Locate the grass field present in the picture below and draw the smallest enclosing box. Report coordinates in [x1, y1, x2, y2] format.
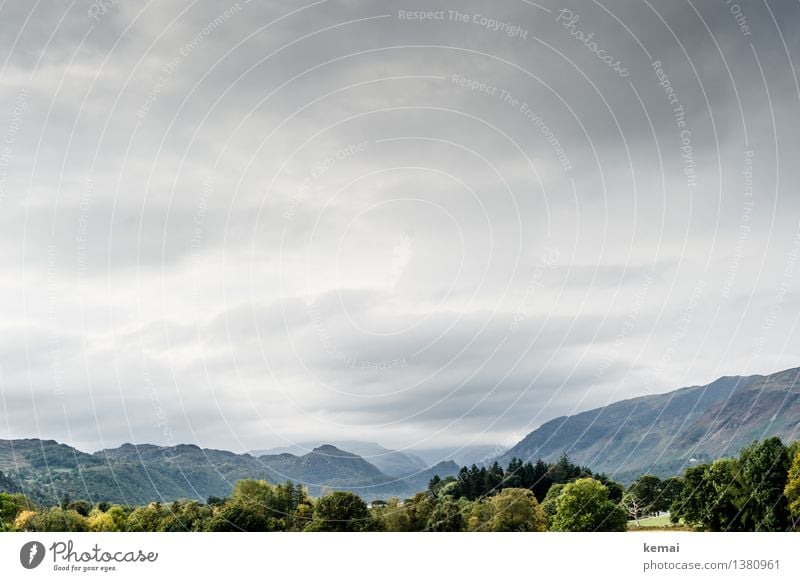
[627, 514, 690, 531]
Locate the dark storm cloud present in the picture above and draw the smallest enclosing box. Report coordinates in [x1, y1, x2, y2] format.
[1, 0, 799, 453]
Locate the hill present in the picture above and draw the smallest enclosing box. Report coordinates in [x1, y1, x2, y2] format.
[252, 441, 427, 477]
[0, 440, 458, 505]
[500, 367, 800, 480]
[255, 445, 459, 498]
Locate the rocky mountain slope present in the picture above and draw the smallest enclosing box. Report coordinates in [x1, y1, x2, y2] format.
[500, 367, 800, 480]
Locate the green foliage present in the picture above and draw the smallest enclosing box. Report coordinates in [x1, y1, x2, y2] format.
[21, 507, 89, 532]
[425, 496, 464, 532]
[66, 500, 92, 517]
[485, 488, 547, 532]
[627, 475, 662, 514]
[87, 508, 120, 532]
[659, 477, 683, 512]
[160, 501, 212, 532]
[541, 483, 565, 519]
[126, 503, 168, 532]
[373, 498, 414, 531]
[672, 437, 793, 531]
[466, 499, 495, 531]
[443, 455, 596, 503]
[207, 480, 311, 531]
[623, 474, 665, 520]
[0, 470, 20, 494]
[0, 492, 30, 531]
[785, 446, 800, 527]
[738, 437, 790, 531]
[550, 478, 628, 532]
[306, 491, 370, 532]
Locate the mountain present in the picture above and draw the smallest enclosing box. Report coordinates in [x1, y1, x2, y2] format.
[256, 445, 389, 488]
[500, 367, 800, 480]
[0, 439, 275, 505]
[251, 441, 428, 477]
[0, 438, 103, 472]
[411, 445, 508, 468]
[255, 445, 459, 498]
[0, 440, 458, 505]
[403, 460, 461, 491]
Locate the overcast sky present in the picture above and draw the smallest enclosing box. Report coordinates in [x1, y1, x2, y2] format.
[1, 0, 799, 456]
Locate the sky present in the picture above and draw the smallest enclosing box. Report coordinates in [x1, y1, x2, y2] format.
[0, 0, 799, 456]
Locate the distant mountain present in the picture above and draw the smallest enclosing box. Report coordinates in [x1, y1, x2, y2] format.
[411, 445, 507, 468]
[0, 440, 458, 505]
[256, 445, 389, 488]
[500, 367, 800, 480]
[255, 445, 459, 498]
[252, 441, 427, 477]
[403, 460, 461, 492]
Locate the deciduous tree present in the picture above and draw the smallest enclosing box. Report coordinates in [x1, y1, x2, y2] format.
[550, 478, 627, 532]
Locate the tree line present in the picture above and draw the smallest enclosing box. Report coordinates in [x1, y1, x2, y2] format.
[2, 436, 799, 532]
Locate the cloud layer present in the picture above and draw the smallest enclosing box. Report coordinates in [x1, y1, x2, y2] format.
[1, 0, 799, 456]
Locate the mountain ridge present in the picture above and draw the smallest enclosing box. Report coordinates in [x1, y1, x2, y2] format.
[500, 366, 800, 479]
[0, 440, 458, 504]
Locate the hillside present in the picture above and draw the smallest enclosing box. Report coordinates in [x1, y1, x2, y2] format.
[0, 440, 458, 505]
[500, 367, 800, 480]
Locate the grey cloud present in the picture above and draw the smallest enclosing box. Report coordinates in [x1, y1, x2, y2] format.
[1, 0, 799, 453]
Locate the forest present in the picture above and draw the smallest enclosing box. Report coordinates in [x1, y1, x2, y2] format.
[2, 436, 799, 532]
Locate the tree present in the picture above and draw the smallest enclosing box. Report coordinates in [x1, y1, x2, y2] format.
[376, 498, 413, 531]
[425, 496, 464, 532]
[659, 477, 683, 514]
[595, 473, 624, 503]
[671, 458, 745, 531]
[739, 437, 791, 531]
[126, 503, 166, 532]
[528, 459, 554, 501]
[550, 478, 627, 532]
[14, 510, 36, 531]
[785, 446, 800, 528]
[487, 488, 546, 532]
[670, 464, 709, 527]
[0, 492, 30, 531]
[466, 500, 495, 531]
[87, 508, 119, 532]
[206, 502, 272, 532]
[66, 500, 92, 517]
[701, 458, 743, 531]
[405, 492, 436, 531]
[159, 501, 211, 532]
[484, 462, 504, 494]
[541, 482, 565, 520]
[503, 458, 524, 488]
[621, 491, 645, 525]
[25, 507, 88, 532]
[306, 491, 369, 532]
[548, 454, 588, 484]
[209, 479, 311, 531]
[626, 475, 663, 517]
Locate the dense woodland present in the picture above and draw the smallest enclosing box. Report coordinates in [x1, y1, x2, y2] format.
[2, 436, 799, 532]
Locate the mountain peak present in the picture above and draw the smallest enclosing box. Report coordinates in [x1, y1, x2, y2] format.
[311, 444, 354, 456]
